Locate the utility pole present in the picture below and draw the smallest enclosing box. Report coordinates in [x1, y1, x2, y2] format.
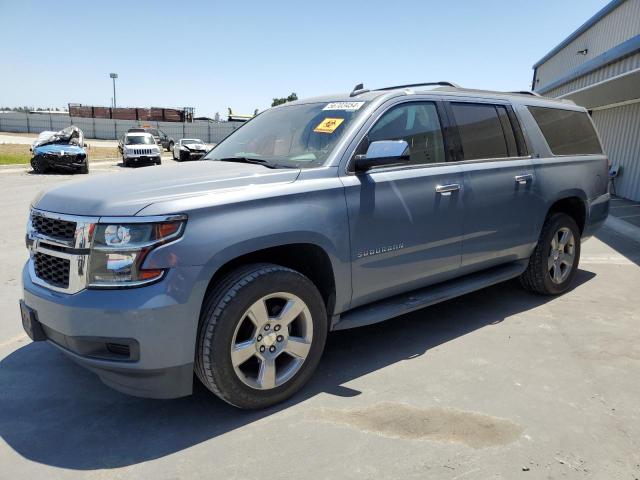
[109, 73, 118, 108]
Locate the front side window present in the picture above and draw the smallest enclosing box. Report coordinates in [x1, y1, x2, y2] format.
[205, 102, 368, 169]
[365, 102, 445, 165]
[450, 103, 510, 161]
[528, 106, 603, 155]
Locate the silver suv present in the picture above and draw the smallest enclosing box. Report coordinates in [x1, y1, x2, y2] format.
[121, 132, 162, 167]
[21, 82, 610, 408]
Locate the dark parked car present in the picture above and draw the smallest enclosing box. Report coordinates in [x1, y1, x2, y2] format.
[30, 126, 89, 174]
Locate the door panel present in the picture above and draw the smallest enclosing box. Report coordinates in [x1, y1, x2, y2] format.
[460, 159, 540, 269]
[445, 101, 541, 270]
[343, 165, 464, 308]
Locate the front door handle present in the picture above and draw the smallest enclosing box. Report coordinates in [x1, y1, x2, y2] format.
[435, 184, 461, 195]
[515, 174, 533, 185]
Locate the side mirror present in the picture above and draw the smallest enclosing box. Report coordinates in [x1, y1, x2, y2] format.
[353, 140, 410, 172]
[83, 142, 88, 148]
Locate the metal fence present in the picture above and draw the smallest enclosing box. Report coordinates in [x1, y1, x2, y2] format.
[0, 112, 241, 144]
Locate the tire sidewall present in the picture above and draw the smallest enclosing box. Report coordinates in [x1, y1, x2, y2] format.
[540, 213, 581, 294]
[200, 268, 327, 409]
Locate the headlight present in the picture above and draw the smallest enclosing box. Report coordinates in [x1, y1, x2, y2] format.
[88, 217, 186, 288]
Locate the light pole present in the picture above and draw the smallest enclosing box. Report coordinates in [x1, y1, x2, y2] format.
[109, 73, 118, 108]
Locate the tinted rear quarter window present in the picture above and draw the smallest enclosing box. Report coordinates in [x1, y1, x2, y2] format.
[450, 103, 509, 161]
[528, 106, 602, 155]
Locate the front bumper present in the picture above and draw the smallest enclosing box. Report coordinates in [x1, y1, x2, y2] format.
[21, 263, 204, 399]
[34, 154, 87, 170]
[179, 150, 206, 161]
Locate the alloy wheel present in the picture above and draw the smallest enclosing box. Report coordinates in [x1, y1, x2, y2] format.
[230, 292, 313, 390]
[548, 227, 575, 284]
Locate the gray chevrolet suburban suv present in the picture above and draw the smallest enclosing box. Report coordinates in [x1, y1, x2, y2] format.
[20, 82, 610, 409]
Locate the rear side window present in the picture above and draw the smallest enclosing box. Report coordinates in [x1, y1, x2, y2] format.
[450, 103, 509, 160]
[528, 106, 602, 155]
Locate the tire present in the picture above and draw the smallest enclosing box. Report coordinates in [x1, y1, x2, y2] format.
[155, 158, 161, 165]
[172, 149, 177, 160]
[31, 156, 47, 174]
[122, 155, 130, 168]
[167, 141, 174, 152]
[195, 263, 328, 409]
[520, 213, 581, 295]
[79, 160, 89, 174]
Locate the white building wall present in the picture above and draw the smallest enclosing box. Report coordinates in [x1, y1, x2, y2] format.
[591, 101, 640, 201]
[535, 0, 640, 89]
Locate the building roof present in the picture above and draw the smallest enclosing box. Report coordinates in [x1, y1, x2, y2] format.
[533, 0, 626, 68]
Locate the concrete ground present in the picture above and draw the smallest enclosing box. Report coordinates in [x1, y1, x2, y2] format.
[0, 165, 639, 479]
[610, 195, 640, 229]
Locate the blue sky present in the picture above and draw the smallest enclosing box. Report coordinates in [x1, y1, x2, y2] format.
[0, 0, 609, 117]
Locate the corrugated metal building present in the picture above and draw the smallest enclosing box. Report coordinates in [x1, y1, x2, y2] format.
[532, 0, 640, 201]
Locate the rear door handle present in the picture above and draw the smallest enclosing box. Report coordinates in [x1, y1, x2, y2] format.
[515, 174, 533, 185]
[435, 184, 461, 195]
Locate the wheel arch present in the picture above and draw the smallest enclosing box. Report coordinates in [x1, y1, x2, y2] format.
[201, 241, 339, 319]
[546, 193, 587, 234]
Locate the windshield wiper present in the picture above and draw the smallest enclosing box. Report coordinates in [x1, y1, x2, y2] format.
[215, 157, 278, 169]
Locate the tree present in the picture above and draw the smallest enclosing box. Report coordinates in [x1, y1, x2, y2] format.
[271, 92, 298, 107]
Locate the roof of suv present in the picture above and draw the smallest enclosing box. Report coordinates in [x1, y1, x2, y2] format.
[286, 83, 579, 110]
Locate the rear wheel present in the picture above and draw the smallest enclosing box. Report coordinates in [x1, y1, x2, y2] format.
[195, 263, 327, 409]
[520, 213, 581, 295]
[167, 141, 174, 152]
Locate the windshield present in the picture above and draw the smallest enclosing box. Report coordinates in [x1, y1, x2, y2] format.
[182, 139, 202, 144]
[125, 135, 154, 145]
[204, 101, 368, 168]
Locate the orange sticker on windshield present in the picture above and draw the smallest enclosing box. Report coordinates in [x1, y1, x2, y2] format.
[314, 118, 344, 134]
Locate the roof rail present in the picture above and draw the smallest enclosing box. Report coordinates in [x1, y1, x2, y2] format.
[376, 81, 461, 91]
[509, 90, 542, 97]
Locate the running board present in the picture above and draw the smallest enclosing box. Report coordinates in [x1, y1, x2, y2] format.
[332, 260, 528, 331]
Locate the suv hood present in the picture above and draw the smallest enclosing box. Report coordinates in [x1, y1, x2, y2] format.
[33, 161, 301, 216]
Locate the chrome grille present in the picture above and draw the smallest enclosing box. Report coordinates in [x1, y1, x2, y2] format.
[31, 213, 76, 240]
[33, 252, 70, 288]
[133, 148, 153, 155]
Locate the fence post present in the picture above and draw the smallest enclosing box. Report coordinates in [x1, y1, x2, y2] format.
[114, 120, 117, 140]
[25, 112, 30, 133]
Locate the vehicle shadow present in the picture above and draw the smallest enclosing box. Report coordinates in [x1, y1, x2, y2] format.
[0, 270, 595, 470]
[595, 226, 640, 267]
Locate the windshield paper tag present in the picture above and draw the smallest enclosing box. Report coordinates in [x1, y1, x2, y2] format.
[314, 118, 345, 134]
[323, 102, 364, 111]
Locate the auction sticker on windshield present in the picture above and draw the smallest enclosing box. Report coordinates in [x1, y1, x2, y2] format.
[323, 102, 364, 111]
[314, 118, 345, 134]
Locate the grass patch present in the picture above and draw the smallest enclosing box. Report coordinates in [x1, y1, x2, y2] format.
[0, 143, 120, 165]
[0, 144, 30, 165]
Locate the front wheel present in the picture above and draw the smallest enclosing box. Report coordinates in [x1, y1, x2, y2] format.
[31, 156, 47, 174]
[167, 142, 174, 152]
[195, 264, 327, 409]
[520, 213, 581, 295]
